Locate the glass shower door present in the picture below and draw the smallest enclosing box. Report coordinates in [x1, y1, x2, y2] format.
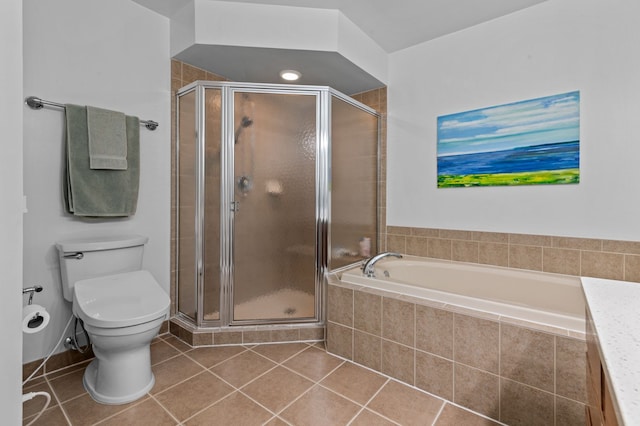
[231, 90, 318, 323]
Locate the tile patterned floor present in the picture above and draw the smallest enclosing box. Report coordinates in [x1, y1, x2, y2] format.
[23, 336, 502, 425]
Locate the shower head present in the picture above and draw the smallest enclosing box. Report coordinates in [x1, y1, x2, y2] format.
[234, 116, 253, 144]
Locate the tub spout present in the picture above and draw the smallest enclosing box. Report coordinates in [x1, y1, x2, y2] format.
[362, 252, 403, 278]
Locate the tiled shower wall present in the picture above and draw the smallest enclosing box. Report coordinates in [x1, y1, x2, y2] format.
[350, 89, 387, 253]
[171, 60, 229, 317]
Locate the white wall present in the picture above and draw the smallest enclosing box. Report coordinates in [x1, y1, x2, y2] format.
[387, 0, 640, 241]
[22, 0, 170, 363]
[175, 0, 388, 84]
[0, 0, 24, 420]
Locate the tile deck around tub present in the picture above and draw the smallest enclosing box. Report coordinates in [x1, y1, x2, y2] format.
[23, 336, 502, 425]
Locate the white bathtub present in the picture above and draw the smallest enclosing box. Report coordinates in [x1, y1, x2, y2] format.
[340, 256, 585, 334]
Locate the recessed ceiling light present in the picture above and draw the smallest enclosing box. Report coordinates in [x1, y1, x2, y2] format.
[279, 70, 301, 81]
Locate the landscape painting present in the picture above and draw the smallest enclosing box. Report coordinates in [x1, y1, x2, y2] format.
[437, 91, 580, 188]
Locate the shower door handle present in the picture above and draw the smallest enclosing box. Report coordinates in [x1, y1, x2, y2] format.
[230, 201, 240, 212]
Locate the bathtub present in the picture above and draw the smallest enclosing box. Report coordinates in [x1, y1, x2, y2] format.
[340, 256, 585, 334]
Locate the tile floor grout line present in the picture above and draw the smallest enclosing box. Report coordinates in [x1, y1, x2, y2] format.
[181, 344, 251, 370]
[271, 358, 348, 419]
[89, 396, 158, 426]
[430, 401, 447, 426]
[39, 359, 94, 384]
[178, 389, 250, 425]
[248, 342, 312, 366]
[352, 378, 403, 426]
[43, 373, 74, 426]
[147, 392, 185, 426]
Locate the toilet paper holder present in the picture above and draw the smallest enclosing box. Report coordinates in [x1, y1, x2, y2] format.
[23, 285, 43, 305]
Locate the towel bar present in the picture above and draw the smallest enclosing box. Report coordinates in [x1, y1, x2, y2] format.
[25, 96, 159, 131]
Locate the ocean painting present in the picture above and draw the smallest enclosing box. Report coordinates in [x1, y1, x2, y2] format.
[437, 91, 580, 188]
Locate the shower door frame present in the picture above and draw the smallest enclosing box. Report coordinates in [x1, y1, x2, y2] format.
[176, 81, 379, 329]
[177, 81, 329, 328]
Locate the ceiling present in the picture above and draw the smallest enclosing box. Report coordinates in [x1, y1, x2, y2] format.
[134, 0, 547, 93]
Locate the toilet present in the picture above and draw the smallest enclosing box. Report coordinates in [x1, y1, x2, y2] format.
[56, 235, 169, 405]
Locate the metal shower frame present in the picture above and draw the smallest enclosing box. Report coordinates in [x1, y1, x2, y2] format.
[175, 80, 380, 329]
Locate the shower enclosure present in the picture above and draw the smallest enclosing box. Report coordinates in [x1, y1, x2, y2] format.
[176, 81, 379, 328]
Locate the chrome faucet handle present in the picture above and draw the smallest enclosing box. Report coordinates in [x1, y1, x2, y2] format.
[362, 252, 403, 278]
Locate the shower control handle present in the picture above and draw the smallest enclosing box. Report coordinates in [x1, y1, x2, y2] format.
[230, 201, 240, 212]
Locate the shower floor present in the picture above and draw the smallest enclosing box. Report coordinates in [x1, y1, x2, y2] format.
[206, 288, 316, 321]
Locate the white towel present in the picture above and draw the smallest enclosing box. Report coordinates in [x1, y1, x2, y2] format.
[86, 106, 128, 170]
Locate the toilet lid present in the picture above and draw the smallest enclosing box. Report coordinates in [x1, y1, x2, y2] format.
[73, 270, 169, 328]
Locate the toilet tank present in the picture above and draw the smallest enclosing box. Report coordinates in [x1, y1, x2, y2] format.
[56, 235, 148, 302]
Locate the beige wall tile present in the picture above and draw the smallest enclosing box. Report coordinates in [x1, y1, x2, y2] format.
[271, 329, 300, 343]
[182, 63, 207, 83]
[416, 305, 453, 359]
[473, 231, 509, 243]
[440, 229, 474, 240]
[454, 314, 499, 374]
[509, 233, 553, 246]
[553, 236, 602, 251]
[542, 247, 580, 276]
[452, 240, 479, 263]
[386, 226, 411, 235]
[354, 331, 381, 372]
[555, 396, 586, 426]
[381, 340, 414, 384]
[556, 336, 587, 403]
[500, 324, 554, 392]
[327, 285, 353, 327]
[580, 251, 624, 280]
[382, 297, 415, 346]
[192, 332, 213, 346]
[299, 327, 325, 341]
[478, 242, 509, 267]
[415, 351, 453, 400]
[624, 254, 640, 282]
[603, 239, 640, 254]
[428, 238, 452, 260]
[411, 227, 440, 237]
[385, 234, 406, 254]
[453, 364, 499, 420]
[509, 245, 542, 271]
[500, 379, 554, 426]
[242, 330, 271, 344]
[406, 236, 429, 257]
[354, 291, 382, 336]
[214, 331, 242, 345]
[326, 322, 353, 360]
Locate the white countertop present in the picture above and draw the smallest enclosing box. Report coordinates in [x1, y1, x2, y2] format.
[582, 277, 640, 425]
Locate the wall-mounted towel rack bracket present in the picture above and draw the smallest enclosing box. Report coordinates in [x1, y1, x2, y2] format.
[25, 96, 159, 131]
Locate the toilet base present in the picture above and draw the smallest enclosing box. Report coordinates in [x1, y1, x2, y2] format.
[83, 358, 155, 405]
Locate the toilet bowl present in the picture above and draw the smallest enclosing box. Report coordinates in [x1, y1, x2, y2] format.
[73, 270, 169, 404]
[56, 235, 169, 405]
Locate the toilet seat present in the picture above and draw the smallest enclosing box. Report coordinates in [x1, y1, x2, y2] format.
[73, 270, 169, 328]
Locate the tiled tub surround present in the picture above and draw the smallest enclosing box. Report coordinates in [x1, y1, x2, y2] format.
[326, 269, 588, 425]
[385, 226, 640, 283]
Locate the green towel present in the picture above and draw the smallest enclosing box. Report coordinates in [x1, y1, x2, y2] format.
[86, 106, 128, 170]
[65, 104, 140, 217]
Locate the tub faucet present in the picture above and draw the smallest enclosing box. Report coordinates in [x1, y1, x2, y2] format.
[361, 252, 403, 278]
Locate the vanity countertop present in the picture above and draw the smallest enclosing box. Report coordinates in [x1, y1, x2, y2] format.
[582, 276, 640, 425]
